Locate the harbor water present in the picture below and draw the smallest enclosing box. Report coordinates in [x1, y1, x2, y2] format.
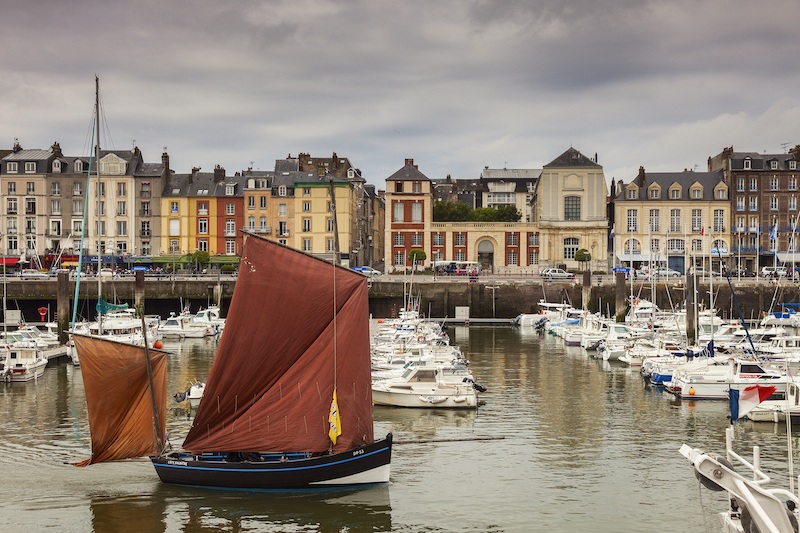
[1, 327, 797, 532]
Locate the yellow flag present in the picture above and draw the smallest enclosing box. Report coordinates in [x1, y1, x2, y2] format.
[328, 389, 342, 445]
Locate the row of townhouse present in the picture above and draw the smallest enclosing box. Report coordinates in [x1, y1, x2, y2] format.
[383, 148, 610, 274]
[0, 142, 384, 271]
[612, 145, 800, 274]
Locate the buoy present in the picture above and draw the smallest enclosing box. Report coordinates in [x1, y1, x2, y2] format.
[38, 307, 48, 322]
[153, 340, 163, 349]
[689, 388, 695, 396]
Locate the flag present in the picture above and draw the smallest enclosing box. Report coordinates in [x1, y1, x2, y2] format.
[729, 384, 777, 420]
[700, 227, 705, 235]
[328, 389, 342, 445]
[770, 224, 778, 241]
[699, 340, 714, 358]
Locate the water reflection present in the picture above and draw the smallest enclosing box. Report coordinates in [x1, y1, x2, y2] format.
[90, 484, 392, 532]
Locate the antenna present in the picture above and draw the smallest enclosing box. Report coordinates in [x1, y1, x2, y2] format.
[782, 142, 792, 153]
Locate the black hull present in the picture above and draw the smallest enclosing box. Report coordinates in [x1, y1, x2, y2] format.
[151, 434, 392, 490]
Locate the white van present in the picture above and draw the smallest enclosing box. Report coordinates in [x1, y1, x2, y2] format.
[761, 266, 787, 278]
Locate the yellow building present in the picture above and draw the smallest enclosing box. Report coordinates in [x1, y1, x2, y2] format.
[612, 168, 730, 272]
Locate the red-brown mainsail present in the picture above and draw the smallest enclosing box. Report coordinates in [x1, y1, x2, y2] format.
[181, 235, 374, 454]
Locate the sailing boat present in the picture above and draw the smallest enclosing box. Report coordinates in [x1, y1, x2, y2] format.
[78, 233, 392, 488]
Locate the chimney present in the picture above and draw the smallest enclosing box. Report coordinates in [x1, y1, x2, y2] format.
[317, 164, 326, 178]
[594, 152, 598, 163]
[214, 164, 225, 182]
[12, 139, 22, 153]
[405, 158, 417, 169]
[636, 166, 645, 187]
[161, 151, 170, 173]
[610, 179, 616, 197]
[51, 141, 63, 157]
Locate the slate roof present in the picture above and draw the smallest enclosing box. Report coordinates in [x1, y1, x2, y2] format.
[544, 147, 601, 168]
[616, 170, 726, 202]
[386, 161, 430, 181]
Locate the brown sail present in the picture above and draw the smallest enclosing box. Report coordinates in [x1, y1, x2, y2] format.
[182, 235, 374, 454]
[74, 335, 168, 466]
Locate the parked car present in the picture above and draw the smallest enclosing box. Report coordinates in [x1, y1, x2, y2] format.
[351, 266, 381, 277]
[761, 266, 787, 278]
[688, 267, 718, 277]
[541, 268, 575, 281]
[727, 267, 754, 277]
[19, 269, 49, 279]
[648, 267, 682, 278]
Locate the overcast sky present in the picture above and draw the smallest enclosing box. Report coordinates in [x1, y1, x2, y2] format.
[3, 0, 799, 189]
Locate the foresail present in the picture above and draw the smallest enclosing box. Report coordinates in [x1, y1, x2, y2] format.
[74, 334, 168, 466]
[182, 235, 374, 454]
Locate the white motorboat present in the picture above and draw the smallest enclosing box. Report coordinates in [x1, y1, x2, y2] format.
[666, 358, 789, 400]
[372, 364, 481, 409]
[0, 345, 48, 382]
[192, 306, 225, 333]
[746, 376, 800, 423]
[159, 313, 215, 339]
[174, 380, 206, 409]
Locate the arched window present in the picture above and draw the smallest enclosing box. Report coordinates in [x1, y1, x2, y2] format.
[711, 239, 726, 252]
[624, 239, 640, 254]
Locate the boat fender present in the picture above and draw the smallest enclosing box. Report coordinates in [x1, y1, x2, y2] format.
[693, 454, 734, 491]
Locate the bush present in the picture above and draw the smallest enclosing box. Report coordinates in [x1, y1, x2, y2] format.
[220, 264, 235, 274]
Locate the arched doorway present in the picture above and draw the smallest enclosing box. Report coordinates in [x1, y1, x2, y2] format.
[477, 240, 494, 273]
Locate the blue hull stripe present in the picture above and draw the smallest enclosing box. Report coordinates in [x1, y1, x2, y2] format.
[155, 445, 390, 473]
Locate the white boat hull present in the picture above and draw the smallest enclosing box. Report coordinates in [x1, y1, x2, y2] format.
[372, 386, 478, 409]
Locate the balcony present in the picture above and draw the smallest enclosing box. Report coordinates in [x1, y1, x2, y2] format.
[25, 208, 36, 215]
[25, 228, 36, 235]
[7, 209, 17, 215]
[140, 191, 151, 198]
[139, 210, 151, 216]
[140, 230, 151, 237]
[255, 226, 272, 234]
[224, 230, 237, 237]
[46, 229, 63, 237]
[731, 246, 764, 254]
[198, 209, 208, 215]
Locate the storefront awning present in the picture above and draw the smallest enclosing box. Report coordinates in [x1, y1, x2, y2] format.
[0, 257, 20, 266]
[776, 252, 800, 262]
[209, 255, 240, 264]
[616, 253, 652, 263]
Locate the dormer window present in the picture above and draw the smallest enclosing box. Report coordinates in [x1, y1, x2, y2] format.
[627, 188, 637, 200]
[771, 161, 778, 170]
[25, 162, 36, 173]
[75, 160, 83, 173]
[716, 188, 727, 200]
[670, 188, 681, 199]
[691, 188, 702, 199]
[52, 160, 61, 173]
[649, 187, 660, 199]
[744, 159, 752, 170]
[6, 162, 18, 173]
[791, 161, 797, 170]
[226, 184, 234, 195]
[278, 185, 287, 197]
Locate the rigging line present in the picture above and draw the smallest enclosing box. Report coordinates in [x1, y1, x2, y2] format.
[71, 114, 96, 331]
[715, 248, 756, 356]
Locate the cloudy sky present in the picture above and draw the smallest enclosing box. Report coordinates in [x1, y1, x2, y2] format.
[3, 0, 799, 188]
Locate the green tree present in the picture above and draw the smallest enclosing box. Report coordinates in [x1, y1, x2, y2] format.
[408, 249, 427, 270]
[192, 250, 211, 271]
[574, 249, 591, 270]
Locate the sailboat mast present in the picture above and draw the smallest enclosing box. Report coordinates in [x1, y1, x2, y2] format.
[94, 76, 103, 335]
